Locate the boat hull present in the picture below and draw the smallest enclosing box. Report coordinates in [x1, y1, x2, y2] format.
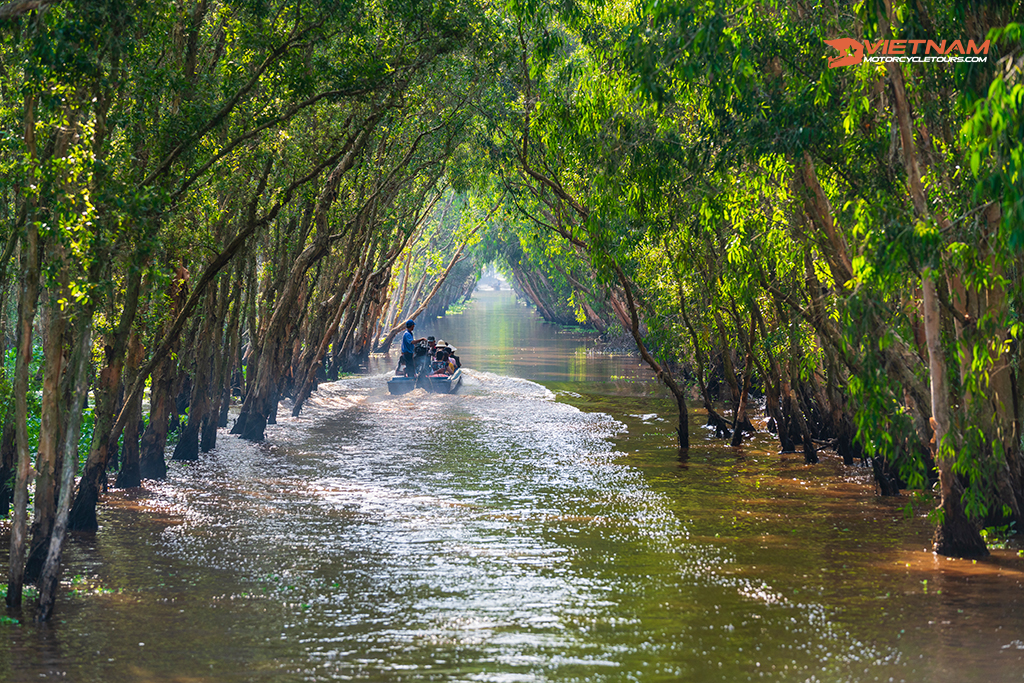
[425, 369, 462, 394]
[387, 376, 419, 394]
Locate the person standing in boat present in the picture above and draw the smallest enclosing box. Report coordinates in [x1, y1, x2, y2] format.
[401, 320, 425, 377]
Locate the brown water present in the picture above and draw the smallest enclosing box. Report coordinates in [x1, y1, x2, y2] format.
[2, 290, 1023, 682]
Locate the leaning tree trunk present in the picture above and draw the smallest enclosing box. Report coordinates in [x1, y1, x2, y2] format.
[237, 124, 373, 441]
[292, 267, 364, 416]
[218, 262, 244, 428]
[138, 353, 174, 480]
[678, 286, 731, 438]
[613, 263, 689, 451]
[884, 50, 986, 556]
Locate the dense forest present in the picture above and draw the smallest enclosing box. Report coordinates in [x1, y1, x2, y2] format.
[0, 0, 1021, 620]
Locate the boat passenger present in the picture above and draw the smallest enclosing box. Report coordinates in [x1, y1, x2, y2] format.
[437, 340, 461, 369]
[441, 350, 457, 375]
[431, 349, 452, 375]
[401, 320, 425, 377]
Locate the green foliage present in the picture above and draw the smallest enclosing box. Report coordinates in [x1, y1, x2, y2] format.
[980, 522, 1017, 550]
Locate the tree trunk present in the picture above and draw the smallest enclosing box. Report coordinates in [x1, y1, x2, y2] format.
[138, 355, 173, 480]
[203, 268, 233, 451]
[25, 300, 68, 583]
[68, 265, 142, 531]
[375, 226, 479, 353]
[293, 268, 364, 415]
[114, 334, 145, 488]
[679, 286, 731, 438]
[713, 309, 742, 414]
[174, 281, 219, 460]
[138, 268, 190, 480]
[884, 47, 987, 556]
[613, 263, 689, 450]
[35, 314, 92, 621]
[6, 218, 40, 609]
[218, 262, 245, 428]
[730, 313, 756, 447]
[0, 405, 16, 518]
[237, 125, 372, 441]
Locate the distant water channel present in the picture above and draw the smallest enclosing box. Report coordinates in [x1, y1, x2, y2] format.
[3, 289, 1023, 682]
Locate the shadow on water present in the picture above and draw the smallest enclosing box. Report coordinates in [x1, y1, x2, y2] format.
[2, 290, 1022, 682]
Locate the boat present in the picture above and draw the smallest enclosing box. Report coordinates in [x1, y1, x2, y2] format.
[387, 339, 463, 395]
[425, 367, 462, 394]
[387, 341, 431, 394]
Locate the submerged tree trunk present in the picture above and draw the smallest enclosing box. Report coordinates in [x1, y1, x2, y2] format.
[293, 267, 364, 416]
[238, 124, 374, 441]
[174, 281, 219, 460]
[679, 286, 731, 438]
[25, 300, 68, 583]
[114, 334, 145, 488]
[218, 262, 244, 428]
[884, 52, 986, 556]
[35, 314, 92, 622]
[6, 218, 40, 609]
[614, 264, 689, 450]
[69, 266, 142, 531]
[730, 313, 756, 447]
[139, 268, 190, 480]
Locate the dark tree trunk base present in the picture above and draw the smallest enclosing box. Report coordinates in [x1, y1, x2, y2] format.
[267, 395, 279, 425]
[200, 418, 217, 452]
[872, 457, 901, 496]
[68, 466, 104, 532]
[229, 411, 247, 435]
[734, 416, 755, 435]
[114, 461, 141, 488]
[705, 409, 732, 439]
[139, 427, 168, 480]
[24, 536, 48, 583]
[172, 423, 200, 461]
[239, 411, 267, 442]
[933, 512, 989, 558]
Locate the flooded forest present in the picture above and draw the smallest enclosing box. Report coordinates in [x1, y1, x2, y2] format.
[1, 0, 1023, 680]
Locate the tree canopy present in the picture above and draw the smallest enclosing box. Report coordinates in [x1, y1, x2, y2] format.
[1, 0, 1022, 619]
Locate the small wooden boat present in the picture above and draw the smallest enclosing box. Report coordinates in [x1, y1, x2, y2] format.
[425, 367, 462, 394]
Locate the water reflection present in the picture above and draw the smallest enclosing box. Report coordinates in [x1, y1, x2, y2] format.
[2, 291, 1021, 682]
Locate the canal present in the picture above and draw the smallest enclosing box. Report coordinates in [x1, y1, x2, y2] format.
[2, 289, 1022, 682]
